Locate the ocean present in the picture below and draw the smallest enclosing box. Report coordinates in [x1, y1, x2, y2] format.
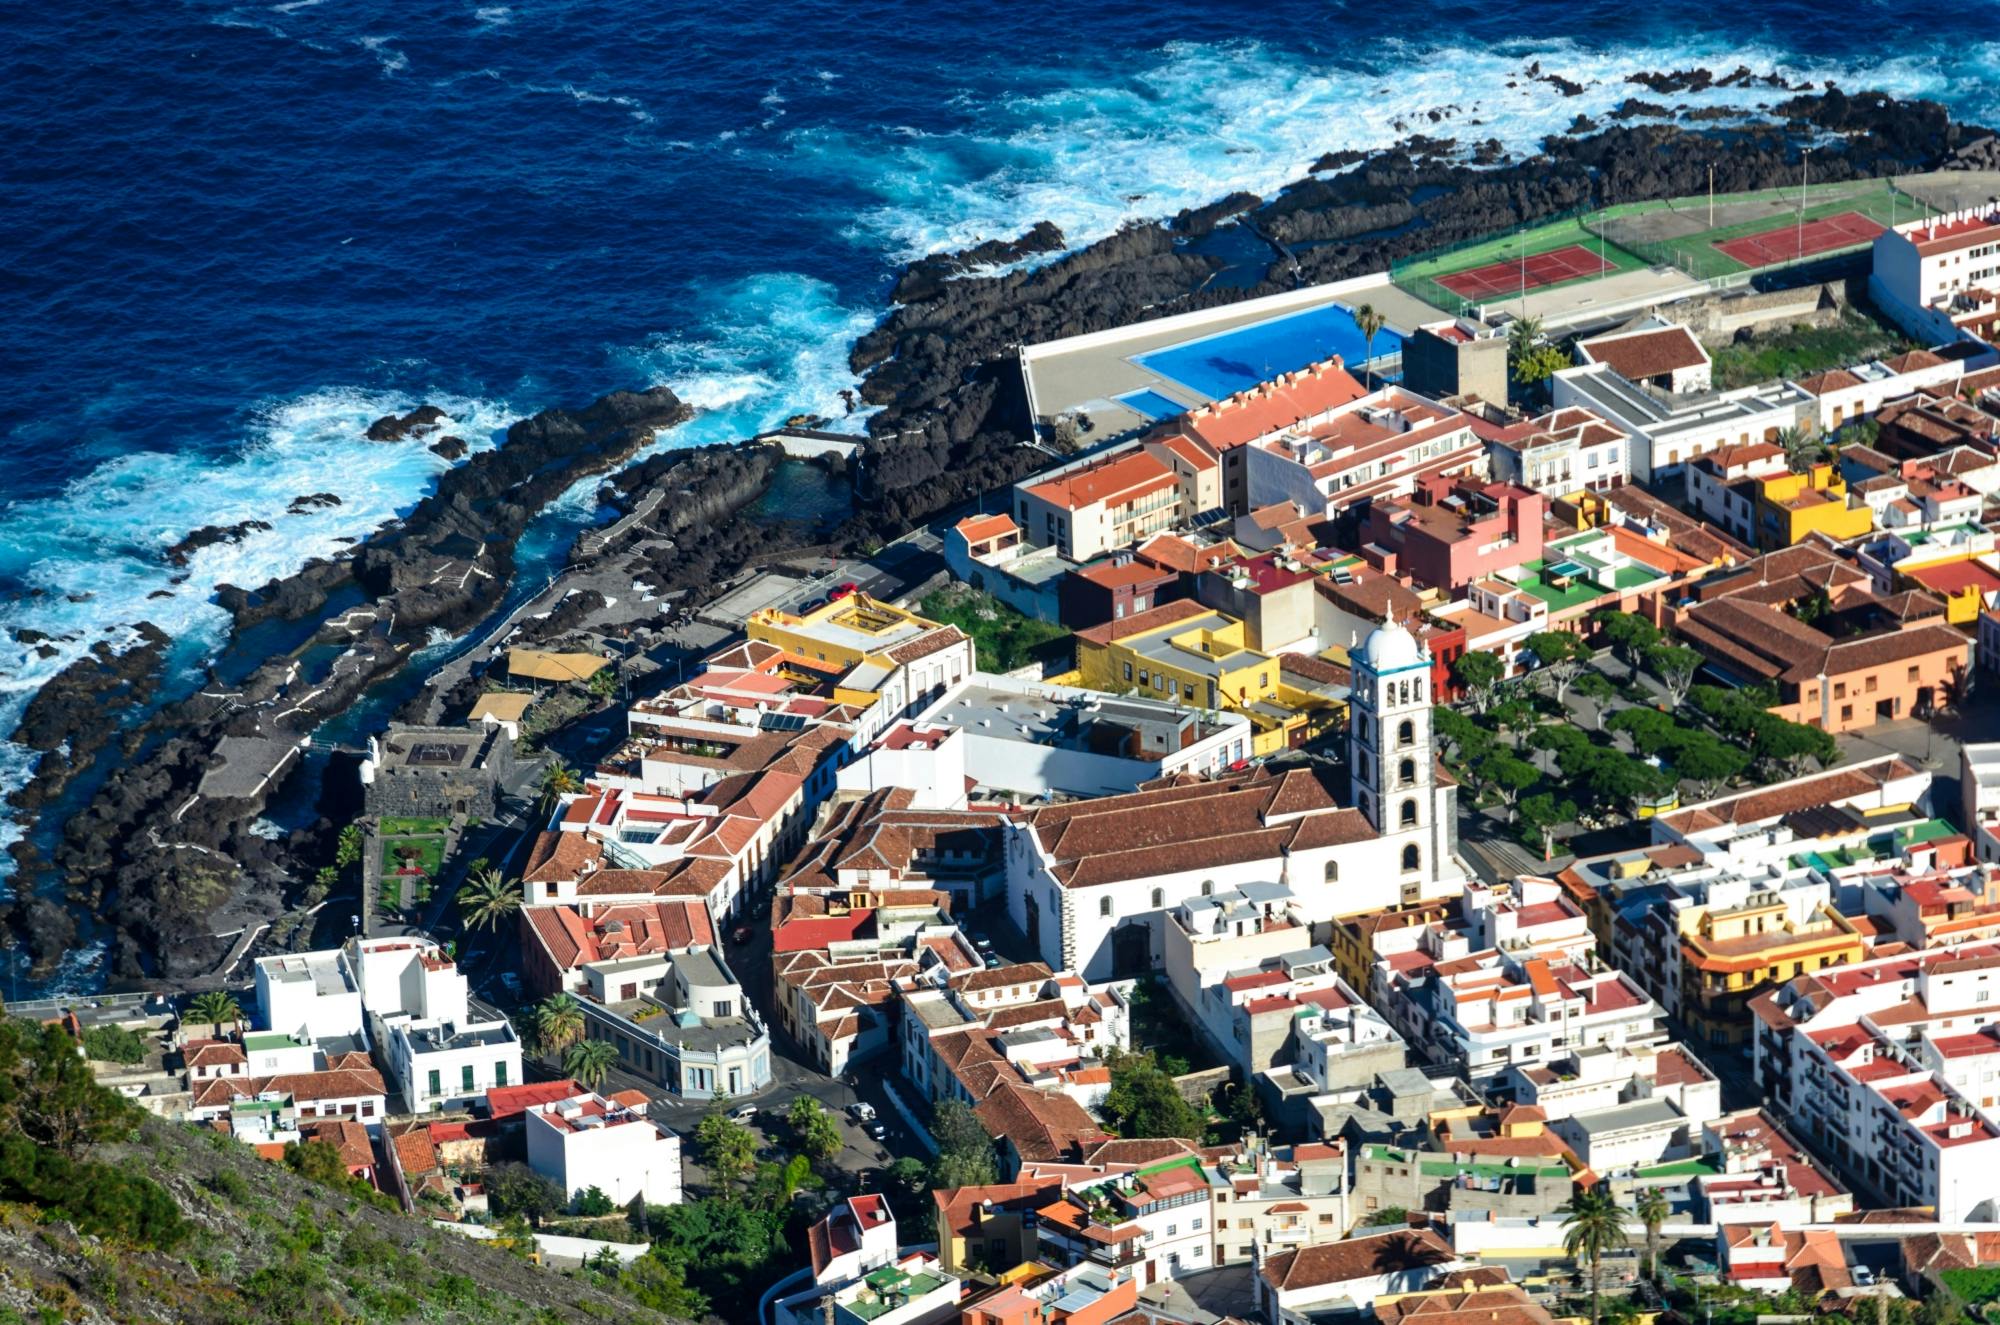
[3, 0, 1998, 987]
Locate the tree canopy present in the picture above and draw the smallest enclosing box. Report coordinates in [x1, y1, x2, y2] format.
[1102, 1051, 1207, 1140]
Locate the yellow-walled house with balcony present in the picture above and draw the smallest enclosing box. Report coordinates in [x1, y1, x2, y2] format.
[745, 593, 973, 737]
[1071, 599, 1343, 755]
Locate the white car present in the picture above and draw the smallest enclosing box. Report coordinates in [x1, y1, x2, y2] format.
[846, 1102, 877, 1123]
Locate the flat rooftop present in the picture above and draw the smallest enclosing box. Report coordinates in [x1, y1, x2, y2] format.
[258, 952, 353, 998]
[924, 680, 1233, 752]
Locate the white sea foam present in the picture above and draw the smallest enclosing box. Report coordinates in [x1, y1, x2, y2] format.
[355, 34, 409, 76]
[616, 272, 878, 454]
[0, 387, 516, 888]
[793, 36, 1996, 266]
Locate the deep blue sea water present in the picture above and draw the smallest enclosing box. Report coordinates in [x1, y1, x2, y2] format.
[4, 1, 1999, 986]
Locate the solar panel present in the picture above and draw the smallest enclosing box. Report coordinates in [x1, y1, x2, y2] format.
[759, 712, 808, 733]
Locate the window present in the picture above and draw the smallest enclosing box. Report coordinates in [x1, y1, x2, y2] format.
[427, 1069, 441, 1100]
[1324, 861, 1338, 883]
[1201, 880, 1214, 896]
[1842, 704, 1853, 722]
[1402, 844, 1421, 872]
[1167, 1224, 1178, 1237]
[1397, 718, 1414, 747]
[495, 1062, 509, 1087]
[1258, 672, 1268, 689]
[1909, 665, 1921, 683]
[1123, 662, 1133, 682]
[1101, 897, 1112, 917]
[1139, 669, 1150, 686]
[1193, 1217, 1204, 1231]
[713, 1000, 733, 1017]
[1866, 674, 1878, 693]
[1398, 757, 1415, 787]
[1400, 799, 1418, 827]
[1151, 888, 1164, 908]
[462, 1064, 476, 1094]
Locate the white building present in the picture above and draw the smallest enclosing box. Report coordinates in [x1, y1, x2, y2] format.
[1576, 318, 1713, 394]
[1552, 362, 1810, 484]
[1751, 941, 2000, 1221]
[1964, 743, 2000, 864]
[1685, 442, 1790, 538]
[1257, 1227, 1463, 1321]
[1006, 625, 1461, 982]
[1244, 386, 1484, 519]
[1483, 404, 1630, 496]
[1795, 350, 1963, 431]
[1872, 208, 2000, 336]
[839, 672, 1253, 806]
[255, 950, 364, 1045]
[524, 1088, 684, 1208]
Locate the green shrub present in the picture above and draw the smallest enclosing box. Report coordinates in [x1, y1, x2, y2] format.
[82, 1025, 147, 1064]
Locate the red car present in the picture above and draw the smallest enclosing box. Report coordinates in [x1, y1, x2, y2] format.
[829, 581, 860, 600]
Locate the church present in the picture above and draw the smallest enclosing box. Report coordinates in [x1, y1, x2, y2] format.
[1004, 622, 1467, 981]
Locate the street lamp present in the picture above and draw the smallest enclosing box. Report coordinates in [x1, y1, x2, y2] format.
[1797, 147, 1812, 261]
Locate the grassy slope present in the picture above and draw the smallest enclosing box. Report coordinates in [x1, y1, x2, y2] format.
[0, 1114, 678, 1325]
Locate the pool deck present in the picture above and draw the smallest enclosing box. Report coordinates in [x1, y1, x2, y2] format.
[1021, 276, 1444, 437]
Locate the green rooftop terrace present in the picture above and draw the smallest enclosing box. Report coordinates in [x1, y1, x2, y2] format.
[845, 1269, 952, 1321]
[1510, 565, 1610, 614]
[243, 1032, 303, 1052]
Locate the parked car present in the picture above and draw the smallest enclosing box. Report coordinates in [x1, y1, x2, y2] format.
[970, 935, 995, 954]
[864, 1121, 888, 1142]
[729, 924, 753, 944]
[846, 1102, 877, 1123]
[498, 972, 523, 997]
[829, 581, 860, 600]
[730, 1104, 759, 1123]
[982, 953, 1003, 969]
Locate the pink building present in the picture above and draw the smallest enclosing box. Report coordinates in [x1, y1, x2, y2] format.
[1360, 482, 1547, 594]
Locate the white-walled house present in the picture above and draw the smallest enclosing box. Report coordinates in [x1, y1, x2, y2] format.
[1257, 1228, 1463, 1321]
[525, 1089, 683, 1207]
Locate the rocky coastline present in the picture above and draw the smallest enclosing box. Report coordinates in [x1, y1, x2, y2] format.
[3, 387, 689, 980]
[7, 78, 1996, 985]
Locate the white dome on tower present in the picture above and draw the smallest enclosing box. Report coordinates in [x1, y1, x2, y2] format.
[1360, 621, 1423, 671]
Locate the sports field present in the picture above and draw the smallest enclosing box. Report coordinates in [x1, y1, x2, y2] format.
[1391, 178, 1934, 312]
[1436, 244, 1615, 299]
[1585, 180, 1929, 280]
[1392, 215, 1649, 312]
[1712, 210, 1885, 268]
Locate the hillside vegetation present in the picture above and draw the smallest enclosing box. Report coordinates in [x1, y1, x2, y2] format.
[0, 1016, 685, 1325]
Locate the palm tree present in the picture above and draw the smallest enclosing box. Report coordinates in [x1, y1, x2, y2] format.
[535, 993, 586, 1056]
[564, 1039, 619, 1091]
[188, 990, 243, 1039]
[539, 761, 581, 811]
[1776, 424, 1823, 474]
[1634, 1187, 1669, 1281]
[1354, 303, 1387, 384]
[458, 861, 521, 933]
[1563, 1188, 1631, 1325]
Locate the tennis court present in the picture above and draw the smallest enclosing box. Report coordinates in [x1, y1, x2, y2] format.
[1435, 244, 1616, 300]
[1712, 210, 1886, 269]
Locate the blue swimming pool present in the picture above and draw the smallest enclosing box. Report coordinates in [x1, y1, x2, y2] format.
[1117, 388, 1191, 421]
[1134, 302, 1402, 400]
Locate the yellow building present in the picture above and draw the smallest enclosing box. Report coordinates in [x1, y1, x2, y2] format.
[1748, 463, 1871, 549]
[1678, 896, 1864, 1048]
[745, 593, 971, 713]
[1071, 599, 1342, 755]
